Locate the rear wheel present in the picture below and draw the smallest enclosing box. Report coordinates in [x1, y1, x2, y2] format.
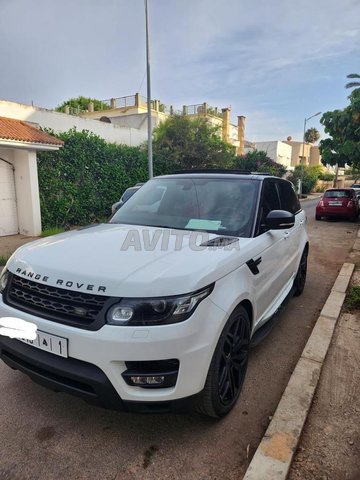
[293, 247, 308, 296]
[315, 214, 321, 221]
[197, 305, 250, 418]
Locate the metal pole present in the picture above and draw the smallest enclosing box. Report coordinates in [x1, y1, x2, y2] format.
[299, 111, 321, 197]
[145, 0, 153, 178]
[300, 117, 306, 197]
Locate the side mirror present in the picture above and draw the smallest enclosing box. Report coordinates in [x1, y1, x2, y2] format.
[266, 210, 295, 230]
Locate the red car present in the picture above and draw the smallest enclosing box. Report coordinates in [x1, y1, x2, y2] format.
[316, 188, 359, 221]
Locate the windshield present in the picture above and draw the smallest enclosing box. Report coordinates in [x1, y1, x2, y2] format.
[110, 177, 259, 237]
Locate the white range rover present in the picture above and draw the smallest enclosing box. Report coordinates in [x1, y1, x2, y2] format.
[0, 172, 308, 418]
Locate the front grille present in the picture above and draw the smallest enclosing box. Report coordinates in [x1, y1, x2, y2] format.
[4, 274, 113, 330]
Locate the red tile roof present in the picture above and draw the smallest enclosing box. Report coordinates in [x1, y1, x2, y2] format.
[0, 116, 64, 146]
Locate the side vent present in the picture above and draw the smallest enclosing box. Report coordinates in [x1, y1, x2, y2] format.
[200, 237, 239, 247]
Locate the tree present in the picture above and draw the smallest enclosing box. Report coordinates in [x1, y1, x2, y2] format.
[345, 73, 360, 90]
[319, 89, 360, 169]
[288, 165, 323, 194]
[152, 114, 236, 169]
[55, 96, 109, 113]
[345, 165, 360, 182]
[233, 150, 287, 177]
[304, 127, 320, 144]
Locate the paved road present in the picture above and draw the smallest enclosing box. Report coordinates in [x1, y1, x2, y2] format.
[0, 200, 358, 480]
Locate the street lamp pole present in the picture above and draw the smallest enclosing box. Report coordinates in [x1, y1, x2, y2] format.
[299, 111, 321, 197]
[145, 0, 153, 179]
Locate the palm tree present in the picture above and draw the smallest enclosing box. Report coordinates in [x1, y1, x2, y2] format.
[304, 127, 320, 144]
[345, 73, 360, 89]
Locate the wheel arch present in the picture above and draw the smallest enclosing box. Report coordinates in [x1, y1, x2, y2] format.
[237, 299, 253, 331]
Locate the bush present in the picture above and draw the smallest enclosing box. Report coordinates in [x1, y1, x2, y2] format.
[288, 165, 323, 194]
[318, 172, 335, 181]
[232, 150, 287, 177]
[38, 129, 151, 228]
[345, 285, 360, 311]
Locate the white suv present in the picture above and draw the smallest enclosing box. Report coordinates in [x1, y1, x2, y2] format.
[0, 172, 308, 417]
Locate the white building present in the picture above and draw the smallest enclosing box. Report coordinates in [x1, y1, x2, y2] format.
[254, 141, 292, 168]
[0, 116, 63, 237]
[0, 100, 147, 147]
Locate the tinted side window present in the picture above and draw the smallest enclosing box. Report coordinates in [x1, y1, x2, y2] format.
[277, 181, 301, 214]
[256, 180, 281, 235]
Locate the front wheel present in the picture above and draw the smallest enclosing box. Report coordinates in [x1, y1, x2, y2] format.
[293, 247, 308, 296]
[197, 305, 250, 418]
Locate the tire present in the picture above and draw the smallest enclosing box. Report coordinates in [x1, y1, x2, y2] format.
[197, 305, 250, 418]
[293, 247, 308, 296]
[315, 214, 321, 221]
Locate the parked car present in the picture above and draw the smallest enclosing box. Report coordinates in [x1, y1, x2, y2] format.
[0, 172, 308, 418]
[111, 183, 144, 214]
[350, 183, 360, 200]
[316, 188, 359, 221]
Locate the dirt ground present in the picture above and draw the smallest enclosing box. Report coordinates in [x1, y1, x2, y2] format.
[289, 270, 360, 480]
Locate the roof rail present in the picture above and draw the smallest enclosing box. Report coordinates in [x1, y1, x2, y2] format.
[173, 169, 271, 176]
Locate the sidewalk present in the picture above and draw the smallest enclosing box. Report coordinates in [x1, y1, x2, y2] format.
[299, 193, 322, 202]
[288, 243, 360, 479]
[0, 234, 38, 258]
[243, 230, 360, 480]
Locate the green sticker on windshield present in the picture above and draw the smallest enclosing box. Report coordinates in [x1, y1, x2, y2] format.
[186, 219, 221, 231]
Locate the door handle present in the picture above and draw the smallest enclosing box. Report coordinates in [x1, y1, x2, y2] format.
[284, 231, 290, 239]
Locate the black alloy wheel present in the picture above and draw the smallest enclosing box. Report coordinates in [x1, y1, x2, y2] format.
[197, 305, 250, 418]
[293, 247, 308, 296]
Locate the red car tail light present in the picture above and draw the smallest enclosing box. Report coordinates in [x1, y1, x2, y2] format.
[319, 199, 324, 207]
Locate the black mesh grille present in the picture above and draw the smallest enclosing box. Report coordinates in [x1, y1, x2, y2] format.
[4, 274, 112, 330]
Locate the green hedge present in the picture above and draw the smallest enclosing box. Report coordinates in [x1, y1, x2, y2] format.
[37, 129, 176, 229]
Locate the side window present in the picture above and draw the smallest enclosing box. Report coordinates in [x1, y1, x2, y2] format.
[256, 180, 281, 235]
[277, 181, 301, 214]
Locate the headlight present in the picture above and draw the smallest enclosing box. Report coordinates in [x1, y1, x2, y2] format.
[0, 269, 9, 294]
[107, 284, 214, 326]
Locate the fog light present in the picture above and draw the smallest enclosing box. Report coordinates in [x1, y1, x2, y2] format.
[130, 375, 165, 386]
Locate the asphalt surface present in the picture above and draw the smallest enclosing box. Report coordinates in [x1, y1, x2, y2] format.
[0, 199, 358, 480]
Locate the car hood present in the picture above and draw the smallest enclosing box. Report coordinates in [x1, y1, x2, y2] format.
[7, 224, 254, 297]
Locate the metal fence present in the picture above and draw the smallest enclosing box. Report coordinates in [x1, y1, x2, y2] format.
[100, 95, 137, 109]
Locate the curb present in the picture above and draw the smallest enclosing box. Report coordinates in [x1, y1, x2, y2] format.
[243, 261, 355, 480]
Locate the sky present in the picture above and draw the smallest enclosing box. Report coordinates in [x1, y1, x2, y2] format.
[0, 0, 359, 142]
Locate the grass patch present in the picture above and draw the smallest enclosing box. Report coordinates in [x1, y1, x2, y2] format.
[345, 285, 360, 311]
[0, 254, 11, 266]
[41, 227, 65, 237]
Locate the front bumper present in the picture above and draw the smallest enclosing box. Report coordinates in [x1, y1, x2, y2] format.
[0, 295, 227, 409]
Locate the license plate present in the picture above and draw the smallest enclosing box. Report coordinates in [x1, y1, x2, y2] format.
[18, 331, 68, 358]
[329, 201, 342, 206]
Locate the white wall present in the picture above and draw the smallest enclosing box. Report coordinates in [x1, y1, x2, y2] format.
[13, 149, 42, 236]
[0, 146, 42, 236]
[0, 100, 147, 147]
[254, 141, 292, 167]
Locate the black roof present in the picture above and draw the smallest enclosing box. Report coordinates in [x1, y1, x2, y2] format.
[155, 169, 275, 181]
